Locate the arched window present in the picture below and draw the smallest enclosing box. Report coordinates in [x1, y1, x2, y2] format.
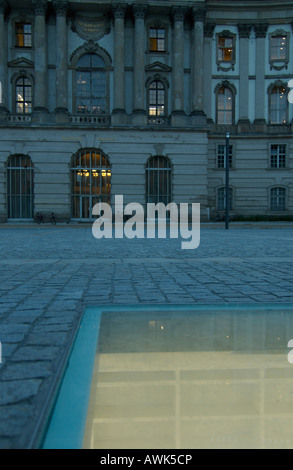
[148, 80, 165, 117]
[269, 85, 288, 124]
[76, 53, 106, 114]
[7, 155, 34, 219]
[15, 77, 32, 114]
[270, 187, 286, 211]
[146, 156, 172, 205]
[216, 86, 233, 125]
[71, 149, 111, 220]
[217, 186, 233, 211]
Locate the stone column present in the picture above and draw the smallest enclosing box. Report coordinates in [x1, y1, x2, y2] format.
[204, 23, 215, 122]
[132, 4, 147, 125]
[53, 1, 69, 122]
[238, 24, 251, 132]
[254, 23, 268, 131]
[171, 7, 185, 118]
[0, 0, 8, 116]
[191, 6, 206, 125]
[32, 0, 49, 121]
[112, 3, 126, 125]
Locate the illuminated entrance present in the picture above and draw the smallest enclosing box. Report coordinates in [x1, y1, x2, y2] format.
[71, 149, 111, 220]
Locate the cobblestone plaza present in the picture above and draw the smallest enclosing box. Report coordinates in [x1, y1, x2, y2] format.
[1, 223, 293, 448]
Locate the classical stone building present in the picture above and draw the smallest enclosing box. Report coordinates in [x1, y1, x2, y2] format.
[0, 0, 292, 222]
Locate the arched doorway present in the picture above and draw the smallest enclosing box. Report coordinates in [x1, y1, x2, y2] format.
[7, 154, 34, 219]
[71, 149, 111, 220]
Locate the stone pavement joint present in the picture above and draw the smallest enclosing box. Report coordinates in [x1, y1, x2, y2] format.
[0, 225, 293, 448]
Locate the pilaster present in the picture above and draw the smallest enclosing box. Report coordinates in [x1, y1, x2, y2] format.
[171, 7, 186, 126]
[112, 3, 127, 125]
[53, 1, 69, 123]
[132, 4, 147, 125]
[191, 6, 207, 125]
[31, 0, 49, 122]
[254, 23, 268, 131]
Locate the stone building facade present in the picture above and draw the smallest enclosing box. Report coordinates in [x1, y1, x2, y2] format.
[0, 0, 292, 222]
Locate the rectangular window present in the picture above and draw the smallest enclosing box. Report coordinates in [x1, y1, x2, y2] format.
[270, 144, 286, 168]
[271, 187, 286, 211]
[271, 36, 287, 61]
[218, 187, 233, 211]
[15, 23, 32, 48]
[218, 37, 233, 62]
[149, 28, 165, 52]
[217, 145, 233, 169]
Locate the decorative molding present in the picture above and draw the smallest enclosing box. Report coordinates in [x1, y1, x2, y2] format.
[32, 0, 48, 16]
[52, 1, 69, 17]
[171, 6, 186, 23]
[254, 23, 268, 38]
[10, 69, 35, 84]
[145, 61, 172, 73]
[238, 24, 251, 39]
[71, 14, 110, 41]
[192, 7, 206, 23]
[70, 41, 112, 66]
[214, 80, 237, 95]
[8, 57, 34, 68]
[113, 3, 126, 20]
[267, 80, 288, 94]
[145, 73, 170, 89]
[133, 4, 147, 20]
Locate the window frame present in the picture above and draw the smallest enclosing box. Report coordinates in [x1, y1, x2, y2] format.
[145, 156, 172, 206]
[6, 154, 34, 220]
[270, 186, 287, 212]
[217, 186, 234, 212]
[217, 144, 233, 169]
[215, 82, 236, 125]
[269, 30, 290, 71]
[216, 31, 236, 71]
[15, 75, 33, 114]
[268, 82, 288, 125]
[269, 143, 287, 169]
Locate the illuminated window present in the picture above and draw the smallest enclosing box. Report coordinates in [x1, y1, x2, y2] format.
[270, 187, 286, 211]
[149, 28, 166, 52]
[146, 156, 172, 206]
[76, 53, 106, 114]
[217, 86, 233, 125]
[16, 77, 32, 114]
[218, 36, 234, 62]
[270, 35, 287, 61]
[71, 149, 111, 220]
[148, 81, 165, 117]
[270, 144, 286, 168]
[15, 22, 32, 48]
[7, 155, 34, 219]
[269, 85, 288, 124]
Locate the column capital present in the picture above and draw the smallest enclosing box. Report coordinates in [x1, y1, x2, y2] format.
[254, 23, 268, 38]
[192, 6, 206, 23]
[0, 0, 7, 15]
[32, 0, 48, 16]
[53, 1, 69, 17]
[113, 3, 126, 20]
[238, 24, 251, 39]
[133, 4, 147, 20]
[171, 6, 186, 23]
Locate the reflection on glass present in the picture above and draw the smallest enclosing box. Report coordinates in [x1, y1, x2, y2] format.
[83, 308, 293, 449]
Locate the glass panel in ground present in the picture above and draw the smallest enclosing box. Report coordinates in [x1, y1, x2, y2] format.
[83, 308, 293, 449]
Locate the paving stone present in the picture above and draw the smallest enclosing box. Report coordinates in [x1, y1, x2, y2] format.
[0, 379, 42, 405]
